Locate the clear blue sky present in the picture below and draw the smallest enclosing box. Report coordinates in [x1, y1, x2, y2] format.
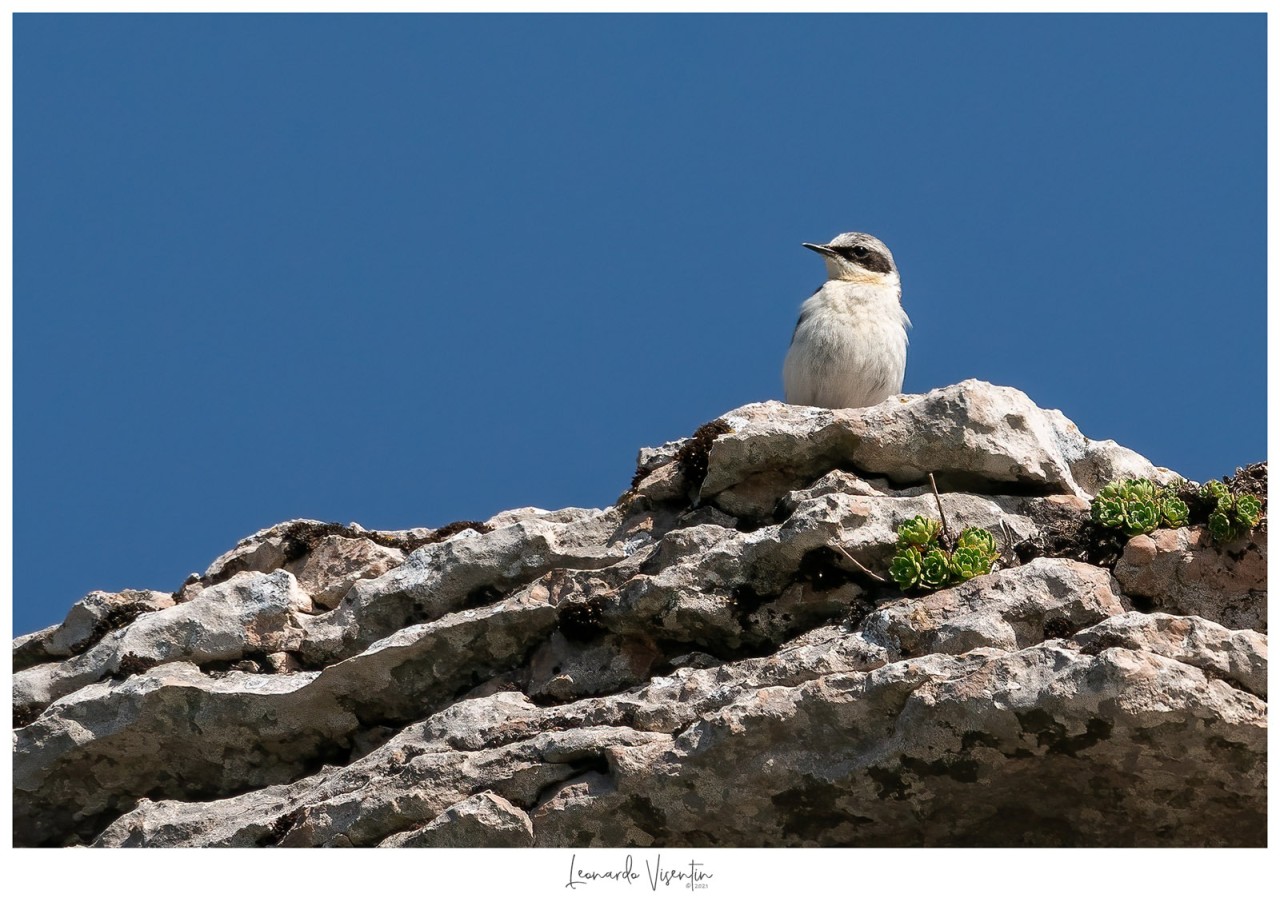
[14, 13, 1265, 636]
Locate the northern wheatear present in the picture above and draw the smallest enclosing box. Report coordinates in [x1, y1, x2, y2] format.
[783, 232, 910, 409]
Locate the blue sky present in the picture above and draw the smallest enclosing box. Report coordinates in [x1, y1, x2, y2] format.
[13, 13, 1265, 636]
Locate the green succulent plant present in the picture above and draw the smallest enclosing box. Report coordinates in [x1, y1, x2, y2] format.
[1198, 480, 1264, 544]
[1236, 494, 1263, 529]
[1094, 476, 1264, 545]
[1207, 511, 1234, 544]
[1091, 495, 1127, 531]
[919, 548, 953, 589]
[1200, 480, 1231, 503]
[889, 549, 923, 590]
[1127, 478, 1156, 500]
[888, 516, 999, 592]
[956, 526, 999, 563]
[1126, 499, 1160, 535]
[1092, 478, 1192, 537]
[949, 546, 992, 582]
[896, 515, 943, 550]
[1159, 495, 1190, 528]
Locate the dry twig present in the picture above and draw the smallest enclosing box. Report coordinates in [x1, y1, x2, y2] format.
[929, 472, 954, 549]
[831, 540, 887, 583]
[999, 521, 1018, 567]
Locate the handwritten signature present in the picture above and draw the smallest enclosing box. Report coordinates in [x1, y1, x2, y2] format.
[566, 853, 713, 891]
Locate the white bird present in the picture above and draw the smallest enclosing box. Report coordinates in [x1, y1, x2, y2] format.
[782, 232, 910, 409]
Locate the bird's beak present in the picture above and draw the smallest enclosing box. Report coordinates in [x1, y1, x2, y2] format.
[802, 242, 837, 257]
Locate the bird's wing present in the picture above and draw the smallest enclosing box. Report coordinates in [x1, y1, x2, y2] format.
[789, 286, 825, 343]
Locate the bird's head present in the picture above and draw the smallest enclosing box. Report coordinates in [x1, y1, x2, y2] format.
[803, 232, 899, 286]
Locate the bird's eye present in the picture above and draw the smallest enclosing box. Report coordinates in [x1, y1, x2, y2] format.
[852, 246, 869, 258]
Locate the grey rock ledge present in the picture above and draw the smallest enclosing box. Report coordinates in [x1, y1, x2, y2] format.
[12, 381, 1266, 847]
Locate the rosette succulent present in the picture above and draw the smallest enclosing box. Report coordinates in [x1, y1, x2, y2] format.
[889, 549, 923, 590]
[949, 546, 991, 582]
[919, 549, 953, 589]
[1093, 476, 1264, 544]
[887, 517, 1000, 592]
[1199, 480, 1264, 544]
[1160, 495, 1190, 528]
[1207, 511, 1235, 544]
[1236, 494, 1263, 529]
[1201, 480, 1231, 504]
[1090, 493, 1127, 531]
[1091, 478, 1192, 537]
[1126, 499, 1160, 535]
[896, 515, 943, 550]
[1091, 479, 1160, 536]
[956, 527, 999, 565]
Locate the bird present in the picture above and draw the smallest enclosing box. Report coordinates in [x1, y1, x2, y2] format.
[782, 231, 910, 409]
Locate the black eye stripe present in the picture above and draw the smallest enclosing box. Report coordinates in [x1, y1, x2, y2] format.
[833, 245, 893, 274]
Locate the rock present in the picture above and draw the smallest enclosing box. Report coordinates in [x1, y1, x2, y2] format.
[12, 589, 175, 671]
[202, 520, 315, 584]
[15, 589, 558, 846]
[12, 381, 1266, 848]
[84, 619, 1266, 847]
[1114, 527, 1267, 632]
[14, 571, 310, 714]
[629, 459, 688, 505]
[198, 518, 487, 596]
[1070, 612, 1266, 699]
[379, 792, 535, 847]
[856, 558, 1125, 659]
[635, 438, 687, 475]
[265, 651, 304, 673]
[528, 631, 661, 702]
[484, 506, 606, 528]
[12, 625, 60, 671]
[699, 381, 1168, 503]
[93, 703, 668, 848]
[307, 508, 628, 661]
[283, 535, 404, 610]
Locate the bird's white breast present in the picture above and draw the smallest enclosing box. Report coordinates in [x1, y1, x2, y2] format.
[783, 280, 910, 409]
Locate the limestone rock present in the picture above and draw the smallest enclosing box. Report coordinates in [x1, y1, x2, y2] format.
[14, 571, 310, 716]
[12, 381, 1265, 848]
[13, 589, 175, 671]
[196, 518, 481, 598]
[12, 625, 58, 671]
[529, 646, 1264, 847]
[379, 792, 535, 847]
[1070, 611, 1266, 699]
[1114, 526, 1267, 632]
[15, 591, 556, 846]
[284, 535, 404, 610]
[857, 558, 1125, 659]
[305, 507, 628, 662]
[699, 381, 1167, 503]
[202, 519, 318, 584]
[93, 632, 1264, 848]
[528, 630, 662, 702]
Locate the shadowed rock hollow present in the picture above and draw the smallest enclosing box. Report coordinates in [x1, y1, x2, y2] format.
[12, 380, 1267, 847]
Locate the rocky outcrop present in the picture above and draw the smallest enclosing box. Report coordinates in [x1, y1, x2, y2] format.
[1114, 526, 1266, 631]
[12, 380, 1267, 847]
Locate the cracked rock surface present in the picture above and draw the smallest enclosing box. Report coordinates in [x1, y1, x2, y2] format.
[12, 381, 1267, 847]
